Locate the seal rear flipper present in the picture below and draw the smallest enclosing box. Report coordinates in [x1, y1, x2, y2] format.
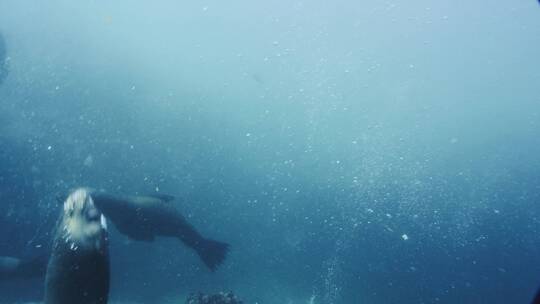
[194, 238, 230, 272]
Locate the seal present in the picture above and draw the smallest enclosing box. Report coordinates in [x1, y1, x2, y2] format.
[532, 287, 540, 304]
[0, 32, 7, 85]
[45, 188, 109, 304]
[91, 192, 229, 271]
[0, 255, 47, 281]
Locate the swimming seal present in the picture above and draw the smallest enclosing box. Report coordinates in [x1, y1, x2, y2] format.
[0, 32, 7, 85]
[91, 192, 229, 271]
[45, 188, 109, 304]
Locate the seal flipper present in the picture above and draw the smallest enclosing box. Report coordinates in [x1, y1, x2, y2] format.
[193, 238, 230, 272]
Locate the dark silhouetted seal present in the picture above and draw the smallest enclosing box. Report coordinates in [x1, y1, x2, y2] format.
[91, 192, 229, 271]
[0, 32, 7, 85]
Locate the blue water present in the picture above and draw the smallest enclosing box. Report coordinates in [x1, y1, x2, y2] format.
[1, 1, 540, 303]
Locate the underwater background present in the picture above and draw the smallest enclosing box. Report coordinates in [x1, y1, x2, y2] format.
[1, 1, 540, 303]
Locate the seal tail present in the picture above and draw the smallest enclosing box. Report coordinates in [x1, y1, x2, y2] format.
[194, 238, 230, 272]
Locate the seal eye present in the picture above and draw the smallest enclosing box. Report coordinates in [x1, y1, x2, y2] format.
[86, 208, 100, 221]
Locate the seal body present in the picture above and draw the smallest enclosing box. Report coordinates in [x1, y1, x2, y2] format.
[45, 188, 109, 304]
[92, 192, 229, 271]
